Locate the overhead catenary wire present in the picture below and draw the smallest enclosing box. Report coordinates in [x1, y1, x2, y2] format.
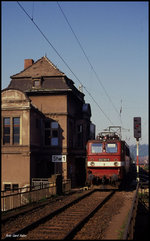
[31, 1, 34, 21]
[57, 1, 122, 124]
[17, 1, 114, 125]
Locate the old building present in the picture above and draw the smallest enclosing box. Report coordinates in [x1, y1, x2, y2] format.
[1, 56, 95, 189]
[1, 89, 47, 190]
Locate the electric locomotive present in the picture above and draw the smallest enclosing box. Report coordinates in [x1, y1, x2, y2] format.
[86, 131, 131, 186]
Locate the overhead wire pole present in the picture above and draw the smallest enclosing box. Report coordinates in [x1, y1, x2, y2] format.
[57, 1, 122, 125]
[17, 1, 114, 126]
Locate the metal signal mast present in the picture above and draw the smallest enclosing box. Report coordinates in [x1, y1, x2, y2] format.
[133, 117, 142, 182]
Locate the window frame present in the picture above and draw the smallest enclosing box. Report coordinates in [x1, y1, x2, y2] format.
[51, 121, 59, 146]
[12, 184, 19, 191]
[13, 117, 20, 144]
[4, 184, 11, 191]
[2, 117, 20, 145]
[3, 117, 10, 145]
[44, 120, 59, 147]
[32, 77, 42, 88]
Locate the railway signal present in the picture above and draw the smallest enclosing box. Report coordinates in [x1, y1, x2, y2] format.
[133, 117, 141, 182]
[134, 117, 141, 140]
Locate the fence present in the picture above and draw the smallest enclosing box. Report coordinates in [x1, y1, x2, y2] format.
[1, 179, 71, 212]
[122, 183, 139, 240]
[138, 181, 149, 210]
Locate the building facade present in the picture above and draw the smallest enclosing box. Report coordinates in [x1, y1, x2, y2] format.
[1, 56, 95, 189]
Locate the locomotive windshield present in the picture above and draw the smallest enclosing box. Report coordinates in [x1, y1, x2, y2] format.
[90, 142, 118, 153]
[106, 143, 117, 153]
[91, 143, 102, 153]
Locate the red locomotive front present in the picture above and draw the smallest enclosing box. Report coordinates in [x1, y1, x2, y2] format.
[86, 132, 130, 185]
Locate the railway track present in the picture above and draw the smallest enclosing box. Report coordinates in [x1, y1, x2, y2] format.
[3, 189, 115, 240]
[2, 188, 94, 239]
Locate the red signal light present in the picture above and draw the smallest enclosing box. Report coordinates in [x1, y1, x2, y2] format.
[134, 117, 141, 140]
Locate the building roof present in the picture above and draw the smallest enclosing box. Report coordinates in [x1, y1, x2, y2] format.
[8, 77, 72, 92]
[11, 56, 65, 78]
[7, 56, 85, 102]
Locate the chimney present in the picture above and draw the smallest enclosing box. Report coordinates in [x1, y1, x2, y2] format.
[24, 59, 34, 69]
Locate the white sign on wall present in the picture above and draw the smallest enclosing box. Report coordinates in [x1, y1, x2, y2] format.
[52, 155, 66, 162]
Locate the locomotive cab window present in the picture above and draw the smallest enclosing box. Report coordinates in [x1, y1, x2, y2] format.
[106, 143, 117, 153]
[91, 143, 102, 153]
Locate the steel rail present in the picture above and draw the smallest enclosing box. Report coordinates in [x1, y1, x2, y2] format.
[63, 190, 116, 240]
[3, 189, 96, 240]
[1, 190, 77, 224]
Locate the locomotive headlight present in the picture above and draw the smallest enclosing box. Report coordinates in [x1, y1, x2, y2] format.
[114, 162, 118, 166]
[90, 161, 95, 166]
[114, 158, 118, 166]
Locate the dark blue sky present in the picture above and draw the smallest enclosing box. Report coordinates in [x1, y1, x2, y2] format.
[2, 1, 148, 144]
